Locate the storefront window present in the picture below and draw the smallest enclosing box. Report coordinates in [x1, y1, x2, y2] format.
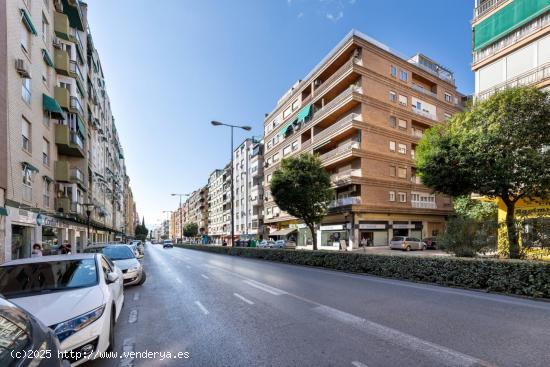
[11, 225, 31, 260]
[321, 230, 348, 247]
[297, 227, 312, 247]
[41, 226, 58, 255]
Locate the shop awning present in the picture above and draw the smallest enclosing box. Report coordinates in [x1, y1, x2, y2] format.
[0, 207, 8, 216]
[22, 161, 39, 173]
[42, 49, 54, 67]
[20, 9, 37, 35]
[297, 104, 312, 122]
[43, 94, 65, 119]
[270, 228, 297, 236]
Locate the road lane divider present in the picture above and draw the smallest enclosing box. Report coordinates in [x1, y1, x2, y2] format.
[351, 362, 369, 367]
[194, 301, 209, 315]
[233, 293, 254, 305]
[243, 279, 287, 296]
[128, 309, 138, 324]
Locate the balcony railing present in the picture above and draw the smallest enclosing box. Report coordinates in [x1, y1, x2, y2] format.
[312, 58, 357, 98]
[411, 201, 437, 209]
[312, 85, 361, 126]
[411, 83, 437, 99]
[70, 96, 84, 116]
[319, 140, 360, 163]
[473, 0, 508, 20]
[477, 62, 550, 101]
[69, 60, 84, 84]
[411, 176, 422, 185]
[328, 196, 361, 208]
[70, 132, 84, 150]
[330, 169, 362, 185]
[412, 129, 424, 139]
[71, 167, 84, 184]
[314, 113, 360, 144]
[473, 12, 550, 64]
[411, 106, 437, 121]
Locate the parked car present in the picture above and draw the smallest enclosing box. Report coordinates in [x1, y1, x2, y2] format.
[0, 254, 124, 366]
[163, 240, 174, 248]
[127, 244, 143, 259]
[130, 240, 144, 255]
[0, 296, 70, 367]
[271, 240, 287, 249]
[389, 236, 427, 251]
[85, 245, 146, 286]
[422, 237, 438, 249]
[258, 240, 274, 248]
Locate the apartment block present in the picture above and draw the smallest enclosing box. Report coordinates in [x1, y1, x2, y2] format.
[187, 186, 208, 240]
[262, 30, 463, 249]
[207, 165, 231, 244]
[0, 0, 136, 262]
[472, 0, 550, 100]
[233, 137, 265, 242]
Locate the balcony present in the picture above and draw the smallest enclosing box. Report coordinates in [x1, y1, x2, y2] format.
[319, 140, 360, 165]
[55, 124, 85, 157]
[70, 96, 84, 117]
[54, 161, 85, 188]
[412, 201, 437, 209]
[312, 85, 362, 128]
[476, 62, 550, 101]
[411, 83, 438, 99]
[411, 176, 422, 185]
[314, 113, 360, 145]
[313, 57, 359, 98]
[473, 0, 508, 20]
[54, 12, 70, 40]
[69, 27, 84, 60]
[54, 49, 70, 75]
[328, 196, 361, 208]
[69, 61, 85, 86]
[330, 169, 362, 187]
[411, 105, 437, 121]
[55, 197, 84, 215]
[54, 86, 70, 110]
[250, 196, 263, 206]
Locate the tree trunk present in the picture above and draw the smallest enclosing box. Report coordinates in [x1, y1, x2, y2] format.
[504, 200, 520, 259]
[307, 223, 317, 251]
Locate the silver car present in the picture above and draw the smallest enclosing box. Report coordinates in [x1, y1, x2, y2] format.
[389, 236, 427, 251]
[86, 245, 146, 286]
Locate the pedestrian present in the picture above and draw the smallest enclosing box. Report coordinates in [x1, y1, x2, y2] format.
[31, 243, 43, 257]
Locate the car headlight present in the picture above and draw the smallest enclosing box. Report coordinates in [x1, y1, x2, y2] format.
[52, 305, 105, 342]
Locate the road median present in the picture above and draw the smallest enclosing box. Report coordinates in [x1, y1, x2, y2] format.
[175, 244, 550, 299]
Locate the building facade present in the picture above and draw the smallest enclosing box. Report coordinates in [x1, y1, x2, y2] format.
[207, 166, 231, 244]
[0, 0, 136, 262]
[187, 186, 208, 241]
[262, 30, 463, 250]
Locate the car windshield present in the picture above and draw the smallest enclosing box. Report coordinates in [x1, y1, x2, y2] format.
[101, 246, 135, 260]
[391, 237, 405, 242]
[0, 259, 98, 298]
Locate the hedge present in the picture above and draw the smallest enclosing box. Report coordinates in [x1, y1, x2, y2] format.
[175, 244, 550, 299]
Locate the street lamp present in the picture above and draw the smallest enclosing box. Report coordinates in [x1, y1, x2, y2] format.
[171, 193, 190, 244]
[83, 203, 95, 252]
[211, 121, 252, 246]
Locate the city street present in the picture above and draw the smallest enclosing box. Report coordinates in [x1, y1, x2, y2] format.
[89, 245, 550, 367]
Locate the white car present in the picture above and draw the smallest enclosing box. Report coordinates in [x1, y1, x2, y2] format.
[0, 254, 124, 366]
[258, 240, 274, 248]
[271, 240, 287, 249]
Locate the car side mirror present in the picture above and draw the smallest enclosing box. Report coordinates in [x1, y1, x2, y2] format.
[107, 272, 119, 283]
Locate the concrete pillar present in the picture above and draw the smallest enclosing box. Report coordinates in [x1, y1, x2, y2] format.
[80, 231, 87, 252]
[68, 229, 76, 252]
[57, 228, 67, 245]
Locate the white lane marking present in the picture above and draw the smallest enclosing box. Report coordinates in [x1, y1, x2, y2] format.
[201, 274, 209, 279]
[194, 301, 209, 315]
[351, 362, 368, 367]
[233, 293, 254, 305]
[314, 305, 484, 367]
[128, 309, 138, 324]
[118, 337, 136, 367]
[133, 292, 140, 301]
[176, 277, 183, 284]
[243, 279, 287, 296]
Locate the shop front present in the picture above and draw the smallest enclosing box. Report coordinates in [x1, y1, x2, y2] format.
[359, 222, 389, 247]
[392, 222, 423, 238]
[5, 206, 40, 261]
[319, 224, 349, 249]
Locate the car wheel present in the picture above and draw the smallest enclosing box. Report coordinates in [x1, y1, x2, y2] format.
[138, 271, 146, 285]
[404, 246, 410, 251]
[107, 308, 115, 352]
[422, 245, 427, 251]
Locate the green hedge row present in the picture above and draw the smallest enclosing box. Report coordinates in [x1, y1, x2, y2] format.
[175, 244, 550, 299]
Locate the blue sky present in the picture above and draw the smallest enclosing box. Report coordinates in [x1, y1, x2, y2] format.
[86, 0, 474, 227]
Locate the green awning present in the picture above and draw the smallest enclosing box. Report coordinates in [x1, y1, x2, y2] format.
[61, 0, 84, 31]
[297, 104, 312, 122]
[20, 9, 37, 35]
[0, 207, 8, 216]
[77, 115, 86, 135]
[42, 49, 54, 67]
[75, 78, 86, 98]
[22, 161, 39, 173]
[279, 118, 298, 137]
[43, 175, 54, 183]
[43, 94, 65, 119]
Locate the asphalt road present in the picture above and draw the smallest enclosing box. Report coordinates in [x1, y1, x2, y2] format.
[88, 244, 550, 367]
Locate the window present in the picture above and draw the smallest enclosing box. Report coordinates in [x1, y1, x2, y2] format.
[43, 178, 50, 208]
[444, 93, 452, 103]
[398, 119, 407, 129]
[267, 174, 272, 183]
[42, 138, 49, 166]
[21, 25, 30, 53]
[41, 13, 49, 44]
[292, 99, 299, 110]
[389, 165, 396, 176]
[267, 140, 272, 150]
[292, 141, 298, 151]
[398, 192, 407, 203]
[389, 91, 397, 102]
[399, 95, 407, 106]
[400, 70, 408, 81]
[22, 118, 31, 152]
[444, 113, 452, 122]
[389, 141, 396, 152]
[389, 116, 396, 127]
[398, 143, 407, 155]
[22, 166, 33, 202]
[283, 106, 292, 119]
[283, 145, 292, 156]
[389, 191, 395, 202]
[273, 152, 280, 162]
[22, 78, 31, 104]
[398, 167, 407, 178]
[390, 65, 397, 77]
[43, 112, 50, 127]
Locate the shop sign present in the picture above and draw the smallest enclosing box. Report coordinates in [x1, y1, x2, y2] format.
[320, 224, 344, 231]
[42, 215, 58, 227]
[515, 206, 550, 218]
[392, 224, 415, 229]
[359, 223, 386, 230]
[17, 209, 35, 224]
[36, 213, 45, 226]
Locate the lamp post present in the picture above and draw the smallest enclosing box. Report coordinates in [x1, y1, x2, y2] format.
[83, 203, 95, 252]
[171, 193, 190, 244]
[211, 121, 252, 246]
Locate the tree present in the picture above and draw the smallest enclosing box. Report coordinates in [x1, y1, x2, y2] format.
[134, 217, 149, 241]
[417, 87, 550, 259]
[270, 153, 333, 250]
[453, 196, 497, 221]
[183, 222, 199, 238]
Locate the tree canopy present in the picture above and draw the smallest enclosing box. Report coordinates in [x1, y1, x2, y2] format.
[183, 222, 199, 238]
[416, 87, 550, 258]
[135, 218, 149, 241]
[270, 153, 333, 250]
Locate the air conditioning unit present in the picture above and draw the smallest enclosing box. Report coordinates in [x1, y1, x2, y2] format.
[15, 59, 30, 78]
[52, 37, 62, 49]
